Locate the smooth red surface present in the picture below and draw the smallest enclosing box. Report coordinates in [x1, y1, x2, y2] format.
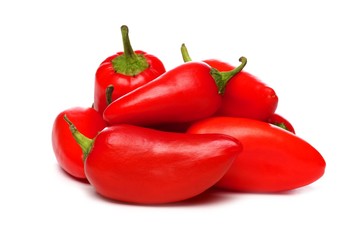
[204, 59, 278, 121]
[52, 107, 107, 179]
[187, 117, 326, 192]
[94, 50, 166, 114]
[103, 62, 223, 126]
[84, 124, 242, 204]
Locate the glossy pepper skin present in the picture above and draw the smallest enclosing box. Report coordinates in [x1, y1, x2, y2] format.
[268, 113, 295, 134]
[187, 117, 326, 192]
[94, 25, 166, 114]
[65, 121, 243, 204]
[51, 107, 107, 179]
[103, 58, 247, 127]
[181, 44, 278, 121]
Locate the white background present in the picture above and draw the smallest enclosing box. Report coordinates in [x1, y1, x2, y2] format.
[1, 0, 359, 239]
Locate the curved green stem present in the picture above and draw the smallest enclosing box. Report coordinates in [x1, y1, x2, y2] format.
[181, 43, 247, 95]
[111, 25, 149, 76]
[211, 57, 247, 95]
[64, 115, 94, 162]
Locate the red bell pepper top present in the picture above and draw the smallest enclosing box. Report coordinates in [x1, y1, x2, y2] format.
[93, 25, 166, 114]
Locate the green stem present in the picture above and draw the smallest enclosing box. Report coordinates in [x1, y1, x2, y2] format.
[63, 115, 94, 162]
[272, 122, 288, 131]
[181, 44, 247, 94]
[121, 25, 136, 59]
[181, 43, 192, 62]
[211, 57, 247, 95]
[111, 25, 149, 76]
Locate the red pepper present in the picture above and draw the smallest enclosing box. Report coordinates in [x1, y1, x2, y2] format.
[187, 116, 326, 192]
[181, 44, 278, 121]
[65, 118, 242, 204]
[94, 25, 166, 114]
[268, 113, 295, 134]
[103, 58, 247, 126]
[51, 107, 107, 179]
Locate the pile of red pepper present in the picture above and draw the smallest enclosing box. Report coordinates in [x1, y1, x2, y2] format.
[52, 25, 326, 205]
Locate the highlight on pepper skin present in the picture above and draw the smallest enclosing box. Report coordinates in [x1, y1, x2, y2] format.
[94, 25, 166, 114]
[65, 121, 243, 204]
[51, 25, 326, 205]
[187, 116, 325, 193]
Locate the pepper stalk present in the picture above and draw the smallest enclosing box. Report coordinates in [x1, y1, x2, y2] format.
[181, 43, 247, 94]
[63, 115, 94, 162]
[111, 25, 149, 76]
